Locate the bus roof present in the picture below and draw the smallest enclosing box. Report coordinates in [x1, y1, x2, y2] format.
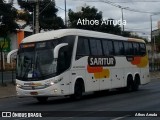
[21, 29, 145, 43]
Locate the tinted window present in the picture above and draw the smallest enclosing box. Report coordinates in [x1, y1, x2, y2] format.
[108, 41, 114, 55]
[89, 39, 103, 55]
[76, 37, 90, 56]
[140, 43, 146, 55]
[119, 42, 124, 55]
[133, 43, 140, 55]
[124, 42, 133, 55]
[124, 42, 129, 55]
[128, 42, 133, 55]
[102, 40, 114, 56]
[114, 41, 124, 55]
[96, 40, 103, 55]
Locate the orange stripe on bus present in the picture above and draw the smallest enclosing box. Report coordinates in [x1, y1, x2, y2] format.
[87, 65, 103, 73]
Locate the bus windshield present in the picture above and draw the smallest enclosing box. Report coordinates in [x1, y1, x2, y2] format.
[16, 36, 75, 81]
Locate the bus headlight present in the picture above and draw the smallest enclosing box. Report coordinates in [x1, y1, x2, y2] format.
[45, 78, 63, 87]
[16, 83, 22, 88]
[45, 81, 55, 87]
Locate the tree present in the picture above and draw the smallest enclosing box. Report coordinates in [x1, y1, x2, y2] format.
[68, 6, 122, 35]
[17, 0, 65, 32]
[0, 0, 18, 86]
[68, 6, 102, 31]
[0, 0, 18, 35]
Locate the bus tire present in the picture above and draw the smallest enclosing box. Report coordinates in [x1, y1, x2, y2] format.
[126, 76, 134, 92]
[133, 75, 140, 91]
[36, 97, 48, 103]
[71, 80, 84, 100]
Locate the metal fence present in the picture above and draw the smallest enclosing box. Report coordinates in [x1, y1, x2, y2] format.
[0, 59, 16, 86]
[148, 52, 160, 72]
[149, 62, 160, 72]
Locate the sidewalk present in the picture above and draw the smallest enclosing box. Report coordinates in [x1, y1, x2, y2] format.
[150, 71, 160, 79]
[0, 83, 16, 99]
[0, 71, 160, 99]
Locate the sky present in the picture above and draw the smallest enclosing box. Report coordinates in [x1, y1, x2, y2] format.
[12, 0, 160, 40]
[55, 0, 160, 40]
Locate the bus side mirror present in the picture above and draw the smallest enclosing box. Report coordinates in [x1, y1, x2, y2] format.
[7, 49, 18, 63]
[54, 43, 68, 59]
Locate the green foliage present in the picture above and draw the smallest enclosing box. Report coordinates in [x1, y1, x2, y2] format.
[0, 0, 18, 36]
[68, 6, 121, 35]
[17, 0, 65, 31]
[68, 6, 102, 31]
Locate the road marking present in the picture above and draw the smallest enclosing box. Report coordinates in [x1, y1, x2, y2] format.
[111, 115, 130, 120]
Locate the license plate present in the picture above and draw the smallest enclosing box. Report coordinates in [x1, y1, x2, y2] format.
[30, 92, 38, 95]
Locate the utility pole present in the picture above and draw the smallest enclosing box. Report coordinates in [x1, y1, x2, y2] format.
[118, 6, 127, 35]
[121, 8, 124, 32]
[150, 15, 152, 44]
[25, 0, 39, 34]
[64, 0, 67, 26]
[35, 0, 39, 33]
[32, 6, 35, 34]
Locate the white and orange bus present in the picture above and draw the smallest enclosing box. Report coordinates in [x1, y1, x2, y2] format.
[8, 29, 150, 102]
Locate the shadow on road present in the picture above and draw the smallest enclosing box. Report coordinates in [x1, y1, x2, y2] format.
[23, 88, 150, 106]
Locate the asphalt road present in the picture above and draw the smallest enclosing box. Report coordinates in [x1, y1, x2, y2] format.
[0, 79, 160, 120]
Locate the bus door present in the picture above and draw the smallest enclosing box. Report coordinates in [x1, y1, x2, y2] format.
[57, 47, 71, 95]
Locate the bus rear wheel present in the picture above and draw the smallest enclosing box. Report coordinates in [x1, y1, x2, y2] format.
[36, 97, 48, 103]
[133, 76, 140, 91]
[126, 76, 134, 92]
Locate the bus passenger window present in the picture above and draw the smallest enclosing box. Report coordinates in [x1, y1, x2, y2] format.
[102, 40, 114, 56]
[89, 39, 103, 56]
[140, 43, 146, 55]
[102, 40, 109, 55]
[108, 41, 114, 55]
[76, 37, 90, 59]
[124, 42, 129, 55]
[114, 41, 124, 55]
[96, 40, 103, 55]
[119, 42, 124, 55]
[133, 43, 140, 55]
[124, 42, 133, 55]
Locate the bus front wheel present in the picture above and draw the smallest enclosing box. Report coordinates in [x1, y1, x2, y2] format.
[71, 80, 84, 100]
